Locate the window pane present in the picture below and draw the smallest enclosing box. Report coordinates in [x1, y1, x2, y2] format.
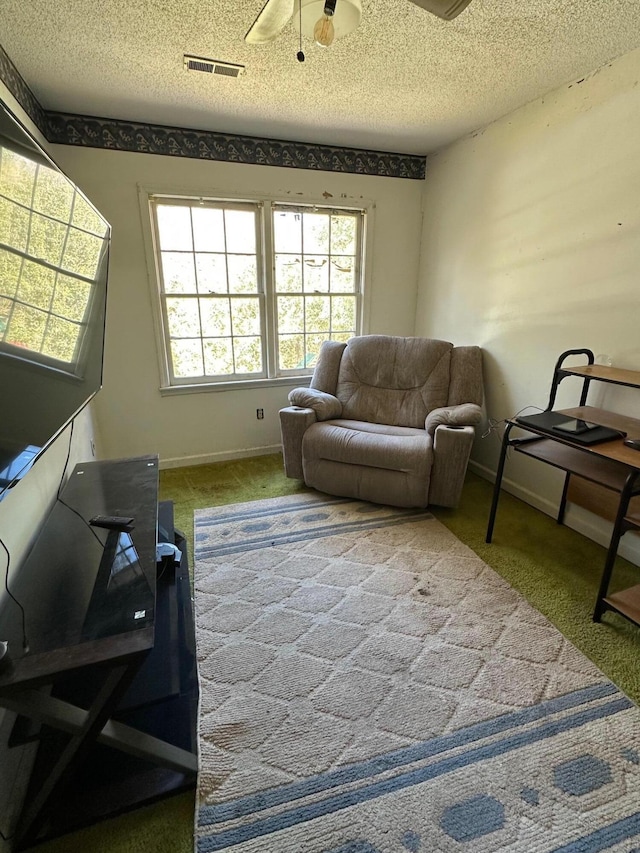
[192, 207, 225, 252]
[203, 338, 233, 375]
[331, 296, 356, 333]
[200, 297, 231, 337]
[33, 167, 74, 221]
[0, 297, 12, 336]
[166, 297, 201, 337]
[277, 295, 303, 334]
[0, 197, 29, 252]
[28, 213, 66, 266]
[52, 274, 92, 322]
[230, 297, 260, 336]
[63, 230, 103, 278]
[225, 210, 255, 253]
[6, 304, 46, 350]
[17, 261, 55, 311]
[305, 333, 329, 368]
[333, 331, 352, 344]
[330, 257, 355, 292]
[171, 338, 204, 377]
[278, 334, 305, 370]
[303, 213, 329, 254]
[195, 253, 227, 293]
[302, 257, 329, 293]
[0, 150, 37, 206]
[228, 255, 258, 294]
[73, 197, 108, 236]
[305, 295, 330, 332]
[275, 254, 302, 293]
[331, 214, 357, 254]
[156, 205, 193, 251]
[42, 316, 78, 362]
[0, 251, 22, 298]
[273, 210, 301, 253]
[233, 336, 262, 374]
[161, 252, 197, 294]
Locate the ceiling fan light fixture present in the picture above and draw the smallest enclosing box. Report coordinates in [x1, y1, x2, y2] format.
[313, 14, 335, 46]
[295, 0, 361, 43]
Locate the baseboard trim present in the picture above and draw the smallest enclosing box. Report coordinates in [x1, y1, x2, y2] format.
[468, 459, 640, 567]
[159, 444, 282, 470]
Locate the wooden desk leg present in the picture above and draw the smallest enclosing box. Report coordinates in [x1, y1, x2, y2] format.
[557, 472, 571, 525]
[593, 471, 638, 623]
[486, 422, 514, 543]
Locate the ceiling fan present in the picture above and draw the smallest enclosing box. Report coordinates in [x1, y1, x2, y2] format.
[245, 0, 473, 47]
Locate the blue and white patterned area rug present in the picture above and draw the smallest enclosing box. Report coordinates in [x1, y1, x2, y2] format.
[193, 493, 640, 853]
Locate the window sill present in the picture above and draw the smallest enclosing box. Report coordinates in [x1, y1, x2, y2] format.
[159, 376, 311, 396]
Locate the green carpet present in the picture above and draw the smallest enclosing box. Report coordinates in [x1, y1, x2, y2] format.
[30, 454, 640, 853]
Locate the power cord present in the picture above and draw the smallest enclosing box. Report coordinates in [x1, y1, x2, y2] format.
[56, 496, 105, 547]
[0, 538, 29, 654]
[481, 405, 545, 462]
[482, 405, 544, 441]
[56, 419, 75, 501]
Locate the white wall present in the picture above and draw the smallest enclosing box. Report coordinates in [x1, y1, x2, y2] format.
[416, 47, 640, 560]
[49, 147, 424, 468]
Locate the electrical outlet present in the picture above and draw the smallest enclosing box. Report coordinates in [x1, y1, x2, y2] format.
[256, 408, 264, 420]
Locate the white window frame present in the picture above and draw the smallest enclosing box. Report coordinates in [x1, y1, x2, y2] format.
[142, 190, 371, 393]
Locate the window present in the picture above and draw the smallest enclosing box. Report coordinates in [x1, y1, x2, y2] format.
[148, 196, 365, 388]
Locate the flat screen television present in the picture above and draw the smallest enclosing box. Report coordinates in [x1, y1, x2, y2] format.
[0, 99, 110, 499]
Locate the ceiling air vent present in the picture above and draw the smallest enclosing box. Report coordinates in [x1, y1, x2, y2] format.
[183, 55, 245, 78]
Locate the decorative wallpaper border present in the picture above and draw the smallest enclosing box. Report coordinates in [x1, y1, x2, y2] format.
[0, 44, 426, 180]
[45, 113, 426, 180]
[0, 44, 48, 134]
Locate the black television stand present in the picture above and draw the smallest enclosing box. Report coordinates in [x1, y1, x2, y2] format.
[0, 456, 198, 850]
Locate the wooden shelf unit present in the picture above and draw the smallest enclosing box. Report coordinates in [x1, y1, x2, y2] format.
[486, 349, 640, 628]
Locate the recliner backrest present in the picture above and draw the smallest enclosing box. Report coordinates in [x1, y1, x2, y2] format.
[335, 336, 454, 428]
[448, 346, 484, 407]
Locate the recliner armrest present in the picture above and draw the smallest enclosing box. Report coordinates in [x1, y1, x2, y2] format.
[288, 387, 342, 420]
[425, 403, 482, 437]
[429, 423, 476, 507]
[279, 405, 318, 479]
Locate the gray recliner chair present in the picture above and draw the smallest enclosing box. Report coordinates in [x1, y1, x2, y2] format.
[279, 335, 483, 508]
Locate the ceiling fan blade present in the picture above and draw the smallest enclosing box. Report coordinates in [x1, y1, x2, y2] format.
[407, 0, 473, 20]
[245, 0, 295, 43]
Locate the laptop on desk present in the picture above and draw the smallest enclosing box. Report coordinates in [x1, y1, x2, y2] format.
[514, 411, 624, 446]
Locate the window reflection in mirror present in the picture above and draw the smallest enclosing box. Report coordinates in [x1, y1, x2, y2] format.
[0, 141, 108, 373]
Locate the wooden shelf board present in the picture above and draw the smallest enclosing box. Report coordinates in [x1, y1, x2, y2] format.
[514, 438, 635, 492]
[512, 406, 640, 470]
[604, 585, 640, 625]
[563, 364, 640, 389]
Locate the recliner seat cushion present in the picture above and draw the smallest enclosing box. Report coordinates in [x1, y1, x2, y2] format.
[302, 419, 433, 507]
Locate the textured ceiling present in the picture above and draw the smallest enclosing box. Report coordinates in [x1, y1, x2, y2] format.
[1, 0, 640, 155]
